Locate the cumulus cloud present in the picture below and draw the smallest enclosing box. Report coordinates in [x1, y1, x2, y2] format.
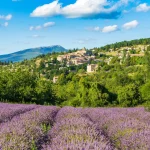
[86, 25, 118, 33]
[43, 22, 55, 28]
[29, 25, 41, 30]
[102, 25, 118, 33]
[30, 1, 61, 17]
[136, 3, 150, 12]
[35, 25, 42, 30]
[123, 20, 139, 30]
[4, 22, 9, 27]
[30, 0, 131, 19]
[0, 22, 9, 27]
[29, 22, 55, 30]
[0, 14, 12, 20]
[29, 26, 34, 31]
[5, 14, 12, 20]
[93, 27, 101, 31]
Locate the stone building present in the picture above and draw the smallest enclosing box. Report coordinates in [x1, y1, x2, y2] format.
[53, 76, 59, 83]
[87, 64, 98, 73]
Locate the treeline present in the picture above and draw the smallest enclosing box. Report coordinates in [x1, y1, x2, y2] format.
[95, 38, 150, 51]
[0, 52, 150, 107]
[0, 61, 12, 65]
[0, 71, 56, 105]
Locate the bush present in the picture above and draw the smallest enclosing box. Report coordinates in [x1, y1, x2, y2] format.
[144, 102, 150, 112]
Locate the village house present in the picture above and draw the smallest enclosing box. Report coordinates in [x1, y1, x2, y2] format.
[74, 48, 87, 56]
[71, 57, 88, 65]
[87, 64, 98, 73]
[57, 55, 66, 62]
[66, 61, 73, 67]
[53, 76, 59, 83]
[59, 67, 67, 70]
[45, 63, 49, 68]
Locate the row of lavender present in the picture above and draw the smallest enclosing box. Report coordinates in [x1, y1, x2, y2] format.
[42, 107, 115, 150]
[83, 107, 150, 150]
[0, 103, 38, 123]
[0, 103, 59, 150]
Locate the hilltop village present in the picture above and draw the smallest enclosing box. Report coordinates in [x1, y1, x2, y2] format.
[53, 44, 149, 82]
[56, 48, 98, 72]
[0, 43, 150, 84]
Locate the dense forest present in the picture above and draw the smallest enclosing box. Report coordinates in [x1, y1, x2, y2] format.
[94, 38, 150, 51]
[0, 38, 150, 108]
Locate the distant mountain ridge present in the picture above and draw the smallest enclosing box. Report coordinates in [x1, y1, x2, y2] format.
[0, 45, 67, 62]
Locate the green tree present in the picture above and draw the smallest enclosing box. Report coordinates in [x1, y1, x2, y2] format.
[117, 83, 141, 107]
[140, 81, 150, 103]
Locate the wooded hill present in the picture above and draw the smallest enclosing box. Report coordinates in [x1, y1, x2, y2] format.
[97, 38, 150, 51]
[0, 38, 150, 108]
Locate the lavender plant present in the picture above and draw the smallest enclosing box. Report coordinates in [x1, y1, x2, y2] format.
[42, 107, 115, 150]
[83, 107, 150, 150]
[0, 103, 38, 123]
[0, 106, 59, 150]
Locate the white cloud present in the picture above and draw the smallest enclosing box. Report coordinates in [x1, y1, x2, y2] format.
[43, 22, 55, 28]
[61, 0, 107, 18]
[86, 26, 101, 31]
[32, 35, 40, 38]
[86, 25, 118, 33]
[31, 35, 45, 38]
[136, 3, 150, 12]
[102, 25, 118, 33]
[5, 14, 12, 20]
[4, 22, 8, 27]
[93, 26, 101, 31]
[0, 14, 12, 20]
[29, 22, 55, 31]
[35, 25, 42, 30]
[30, 0, 130, 19]
[123, 20, 139, 30]
[0, 22, 9, 27]
[31, 1, 61, 17]
[29, 26, 34, 31]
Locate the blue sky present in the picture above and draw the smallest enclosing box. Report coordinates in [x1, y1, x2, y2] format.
[0, 0, 150, 54]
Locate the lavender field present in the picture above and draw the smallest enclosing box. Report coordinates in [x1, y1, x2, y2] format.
[0, 103, 150, 150]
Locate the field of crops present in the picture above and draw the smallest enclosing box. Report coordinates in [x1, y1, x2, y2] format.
[0, 103, 150, 150]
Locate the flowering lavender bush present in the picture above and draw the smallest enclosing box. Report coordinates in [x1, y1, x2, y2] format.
[0, 105, 59, 150]
[0, 103, 37, 123]
[83, 107, 150, 150]
[42, 107, 115, 150]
